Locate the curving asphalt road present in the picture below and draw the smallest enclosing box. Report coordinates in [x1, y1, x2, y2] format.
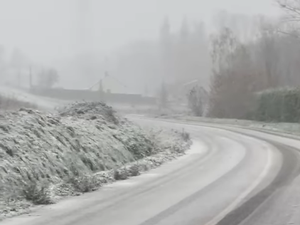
[2, 116, 300, 225]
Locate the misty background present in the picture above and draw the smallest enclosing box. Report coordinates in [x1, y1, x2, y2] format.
[0, 0, 281, 97]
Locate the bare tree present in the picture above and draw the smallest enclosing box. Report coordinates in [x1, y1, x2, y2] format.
[276, 0, 300, 37]
[160, 17, 173, 83]
[207, 9, 300, 119]
[255, 22, 281, 88]
[253, 17, 300, 87]
[187, 85, 206, 116]
[277, 0, 300, 21]
[212, 11, 262, 42]
[209, 28, 258, 119]
[37, 68, 59, 89]
[158, 82, 168, 109]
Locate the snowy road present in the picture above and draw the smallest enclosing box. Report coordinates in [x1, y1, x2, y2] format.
[1, 88, 300, 224]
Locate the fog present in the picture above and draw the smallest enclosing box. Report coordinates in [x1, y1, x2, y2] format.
[0, 0, 280, 94]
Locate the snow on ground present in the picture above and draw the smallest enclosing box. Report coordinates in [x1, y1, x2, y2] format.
[156, 115, 300, 137]
[0, 86, 69, 111]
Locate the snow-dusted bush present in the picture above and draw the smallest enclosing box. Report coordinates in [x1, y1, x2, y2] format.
[255, 88, 300, 122]
[21, 180, 54, 205]
[0, 102, 191, 219]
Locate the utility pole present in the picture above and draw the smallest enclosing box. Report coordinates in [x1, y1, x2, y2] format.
[98, 73, 107, 102]
[98, 79, 104, 93]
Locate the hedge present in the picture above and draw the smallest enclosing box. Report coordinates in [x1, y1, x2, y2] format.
[254, 88, 300, 122]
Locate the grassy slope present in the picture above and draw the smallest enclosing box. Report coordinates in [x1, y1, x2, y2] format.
[0, 94, 38, 111]
[0, 102, 191, 219]
[1, 106, 153, 190]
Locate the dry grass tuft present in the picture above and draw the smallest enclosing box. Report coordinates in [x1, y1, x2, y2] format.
[21, 180, 54, 205]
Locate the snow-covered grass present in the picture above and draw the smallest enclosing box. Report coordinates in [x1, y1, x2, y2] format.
[0, 94, 37, 111]
[0, 102, 191, 220]
[0, 86, 69, 111]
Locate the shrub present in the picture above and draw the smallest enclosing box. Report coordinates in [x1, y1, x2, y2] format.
[68, 174, 101, 193]
[187, 86, 205, 117]
[21, 181, 54, 205]
[128, 164, 140, 176]
[113, 169, 129, 180]
[180, 129, 190, 142]
[254, 88, 300, 122]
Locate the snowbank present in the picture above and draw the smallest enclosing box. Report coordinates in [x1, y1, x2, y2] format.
[0, 102, 191, 219]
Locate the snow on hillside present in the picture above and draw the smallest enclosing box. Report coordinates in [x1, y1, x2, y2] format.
[0, 101, 191, 220]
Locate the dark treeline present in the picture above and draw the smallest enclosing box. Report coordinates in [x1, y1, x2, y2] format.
[208, 0, 300, 121]
[110, 17, 210, 97]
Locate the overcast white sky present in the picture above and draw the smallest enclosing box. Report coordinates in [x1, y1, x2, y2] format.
[0, 0, 280, 63]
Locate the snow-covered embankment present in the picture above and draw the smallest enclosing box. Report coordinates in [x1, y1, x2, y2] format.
[0, 102, 191, 220]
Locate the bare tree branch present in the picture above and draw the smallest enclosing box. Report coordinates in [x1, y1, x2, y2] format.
[276, 0, 300, 18]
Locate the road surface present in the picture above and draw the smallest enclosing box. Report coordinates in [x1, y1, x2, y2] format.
[2, 116, 300, 225]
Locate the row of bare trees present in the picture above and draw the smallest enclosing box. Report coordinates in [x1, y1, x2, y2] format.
[160, 18, 210, 89]
[0, 46, 60, 89]
[110, 17, 210, 97]
[208, 1, 300, 119]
